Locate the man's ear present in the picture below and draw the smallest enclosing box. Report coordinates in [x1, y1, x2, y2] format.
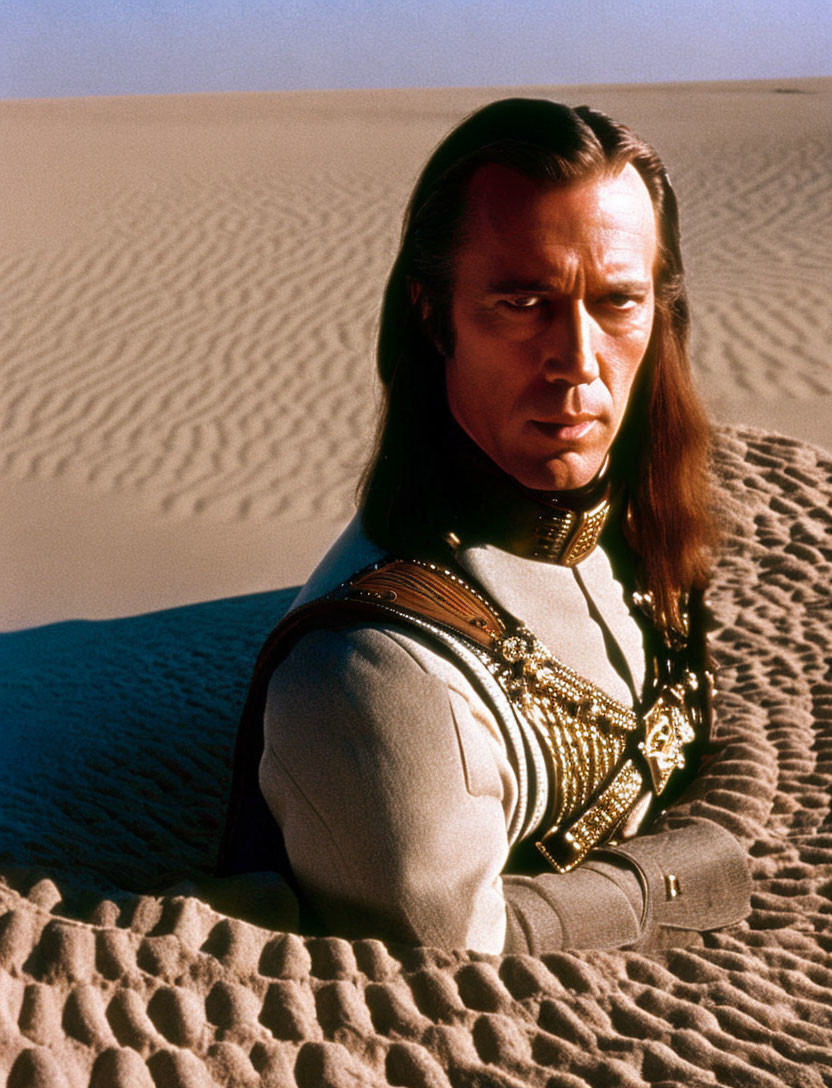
[407, 277, 446, 357]
[407, 277, 422, 307]
[407, 277, 431, 326]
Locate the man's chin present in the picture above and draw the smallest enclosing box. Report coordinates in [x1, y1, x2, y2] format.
[510, 451, 607, 493]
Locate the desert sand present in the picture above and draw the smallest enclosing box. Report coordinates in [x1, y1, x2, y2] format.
[1, 79, 830, 630]
[1, 81, 831, 1086]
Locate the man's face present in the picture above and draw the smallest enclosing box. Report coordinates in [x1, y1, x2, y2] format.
[444, 163, 658, 492]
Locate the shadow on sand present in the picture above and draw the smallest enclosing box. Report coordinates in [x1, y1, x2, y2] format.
[0, 587, 298, 897]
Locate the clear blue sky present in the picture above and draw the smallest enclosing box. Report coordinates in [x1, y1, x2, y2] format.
[2, 0, 830, 100]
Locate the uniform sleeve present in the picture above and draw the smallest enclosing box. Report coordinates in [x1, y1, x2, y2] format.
[259, 625, 512, 952]
[259, 625, 750, 954]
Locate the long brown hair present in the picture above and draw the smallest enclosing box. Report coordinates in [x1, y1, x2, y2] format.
[360, 98, 716, 633]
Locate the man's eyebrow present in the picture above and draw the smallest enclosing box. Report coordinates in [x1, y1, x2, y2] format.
[485, 277, 652, 294]
[598, 278, 653, 295]
[486, 278, 553, 293]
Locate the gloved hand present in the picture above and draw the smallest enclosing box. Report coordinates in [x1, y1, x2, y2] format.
[503, 817, 751, 955]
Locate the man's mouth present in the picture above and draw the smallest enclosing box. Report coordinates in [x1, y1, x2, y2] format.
[530, 418, 597, 441]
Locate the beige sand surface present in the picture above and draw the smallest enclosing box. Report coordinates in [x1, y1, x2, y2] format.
[1, 79, 830, 630]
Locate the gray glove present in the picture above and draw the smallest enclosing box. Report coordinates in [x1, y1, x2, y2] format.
[503, 817, 751, 955]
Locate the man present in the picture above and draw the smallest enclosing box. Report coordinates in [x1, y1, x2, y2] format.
[218, 98, 750, 954]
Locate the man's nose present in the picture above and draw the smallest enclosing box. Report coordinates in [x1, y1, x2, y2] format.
[540, 301, 600, 385]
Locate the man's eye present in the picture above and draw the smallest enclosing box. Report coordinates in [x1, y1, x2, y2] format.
[603, 293, 641, 310]
[499, 296, 543, 311]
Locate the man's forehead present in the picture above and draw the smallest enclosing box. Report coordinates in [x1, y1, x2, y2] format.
[460, 162, 655, 240]
[455, 162, 658, 276]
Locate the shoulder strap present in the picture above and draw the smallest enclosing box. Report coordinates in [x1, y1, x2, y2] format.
[337, 558, 507, 645]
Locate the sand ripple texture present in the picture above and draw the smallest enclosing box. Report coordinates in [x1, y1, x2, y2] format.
[680, 132, 831, 401]
[1, 83, 830, 528]
[1, 168, 388, 522]
[1, 426, 831, 1086]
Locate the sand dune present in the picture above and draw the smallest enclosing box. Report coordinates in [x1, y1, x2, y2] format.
[1, 79, 830, 629]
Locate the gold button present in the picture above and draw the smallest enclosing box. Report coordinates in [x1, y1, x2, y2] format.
[665, 873, 680, 900]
